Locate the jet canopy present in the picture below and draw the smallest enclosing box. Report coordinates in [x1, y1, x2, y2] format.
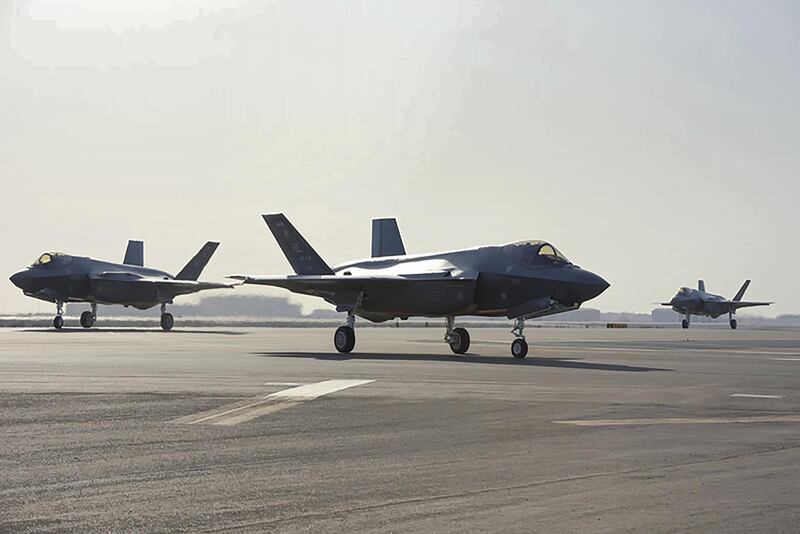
[31, 252, 65, 267]
[501, 240, 571, 266]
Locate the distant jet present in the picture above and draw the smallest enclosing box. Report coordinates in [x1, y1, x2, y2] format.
[661, 280, 772, 329]
[9, 240, 230, 330]
[231, 214, 609, 358]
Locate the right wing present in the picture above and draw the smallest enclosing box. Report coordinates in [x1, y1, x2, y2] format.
[730, 300, 773, 310]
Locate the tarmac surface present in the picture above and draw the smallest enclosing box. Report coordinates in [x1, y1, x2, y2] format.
[1, 325, 800, 533]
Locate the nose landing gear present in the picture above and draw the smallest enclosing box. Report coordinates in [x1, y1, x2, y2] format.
[53, 301, 64, 330]
[510, 317, 528, 358]
[681, 313, 690, 329]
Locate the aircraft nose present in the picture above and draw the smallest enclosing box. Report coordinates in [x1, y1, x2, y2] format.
[574, 269, 610, 302]
[9, 270, 30, 290]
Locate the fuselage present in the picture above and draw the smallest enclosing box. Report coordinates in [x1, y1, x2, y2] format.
[669, 287, 731, 318]
[330, 241, 609, 322]
[10, 253, 174, 309]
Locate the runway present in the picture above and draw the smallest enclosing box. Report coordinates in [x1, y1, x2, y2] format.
[2, 326, 800, 532]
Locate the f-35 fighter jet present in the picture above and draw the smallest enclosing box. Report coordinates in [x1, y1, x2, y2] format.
[232, 214, 609, 358]
[661, 280, 772, 329]
[9, 240, 230, 330]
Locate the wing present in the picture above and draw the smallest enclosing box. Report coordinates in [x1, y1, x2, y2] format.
[229, 272, 472, 300]
[91, 271, 231, 294]
[730, 301, 773, 310]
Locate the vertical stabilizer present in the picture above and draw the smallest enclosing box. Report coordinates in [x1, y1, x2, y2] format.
[176, 242, 220, 280]
[371, 218, 406, 258]
[262, 214, 334, 275]
[732, 280, 751, 302]
[124, 240, 144, 266]
[698, 280, 705, 293]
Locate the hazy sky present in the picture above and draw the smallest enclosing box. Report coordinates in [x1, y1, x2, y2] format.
[2, 0, 798, 316]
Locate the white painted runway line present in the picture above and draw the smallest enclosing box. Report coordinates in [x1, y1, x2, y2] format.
[730, 393, 785, 399]
[172, 379, 375, 426]
[555, 415, 800, 426]
[771, 358, 800, 362]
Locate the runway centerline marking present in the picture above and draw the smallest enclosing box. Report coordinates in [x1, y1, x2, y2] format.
[731, 393, 785, 399]
[172, 379, 374, 426]
[555, 415, 800, 426]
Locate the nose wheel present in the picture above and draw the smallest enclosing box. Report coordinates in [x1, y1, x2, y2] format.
[53, 301, 64, 330]
[510, 317, 528, 358]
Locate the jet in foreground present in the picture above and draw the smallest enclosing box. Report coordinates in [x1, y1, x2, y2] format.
[9, 241, 230, 330]
[662, 280, 772, 329]
[232, 214, 609, 358]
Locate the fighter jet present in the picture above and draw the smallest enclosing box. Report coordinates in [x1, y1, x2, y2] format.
[9, 240, 230, 330]
[231, 214, 609, 358]
[661, 280, 772, 329]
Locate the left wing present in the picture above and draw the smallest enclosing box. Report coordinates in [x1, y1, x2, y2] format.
[92, 271, 232, 293]
[730, 300, 773, 310]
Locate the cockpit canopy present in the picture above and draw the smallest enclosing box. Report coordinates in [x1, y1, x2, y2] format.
[31, 252, 65, 267]
[501, 240, 571, 267]
[678, 287, 692, 295]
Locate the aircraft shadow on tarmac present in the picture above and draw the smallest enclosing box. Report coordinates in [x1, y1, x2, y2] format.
[252, 352, 671, 372]
[21, 328, 246, 336]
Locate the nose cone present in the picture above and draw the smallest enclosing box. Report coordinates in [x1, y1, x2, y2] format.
[573, 269, 610, 303]
[9, 270, 30, 291]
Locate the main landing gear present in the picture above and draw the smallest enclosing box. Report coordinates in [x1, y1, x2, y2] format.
[80, 302, 97, 329]
[729, 311, 737, 330]
[445, 316, 470, 354]
[53, 301, 64, 330]
[510, 317, 528, 358]
[334, 311, 356, 353]
[160, 303, 174, 332]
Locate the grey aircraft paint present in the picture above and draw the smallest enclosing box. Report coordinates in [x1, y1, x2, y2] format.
[9, 241, 230, 330]
[232, 213, 610, 358]
[661, 279, 772, 329]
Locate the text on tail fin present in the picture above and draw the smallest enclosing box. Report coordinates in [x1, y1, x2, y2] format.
[262, 214, 334, 275]
[176, 242, 219, 280]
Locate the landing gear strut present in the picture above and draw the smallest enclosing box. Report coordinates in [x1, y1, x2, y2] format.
[53, 301, 64, 330]
[80, 302, 97, 329]
[444, 316, 470, 354]
[729, 311, 737, 330]
[160, 303, 174, 331]
[510, 317, 528, 359]
[681, 313, 690, 329]
[334, 293, 361, 353]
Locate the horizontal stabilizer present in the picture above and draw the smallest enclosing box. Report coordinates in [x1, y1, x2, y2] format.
[176, 242, 219, 281]
[262, 214, 334, 275]
[124, 240, 144, 266]
[371, 218, 406, 258]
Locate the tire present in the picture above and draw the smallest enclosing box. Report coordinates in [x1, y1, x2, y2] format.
[53, 316, 64, 330]
[449, 327, 470, 354]
[681, 319, 689, 329]
[730, 319, 737, 330]
[334, 326, 356, 353]
[80, 311, 95, 328]
[160, 312, 174, 332]
[511, 338, 528, 359]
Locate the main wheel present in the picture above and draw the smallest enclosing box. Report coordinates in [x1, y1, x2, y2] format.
[334, 326, 356, 353]
[448, 327, 471, 354]
[80, 311, 95, 328]
[160, 312, 174, 332]
[511, 338, 528, 359]
[53, 316, 64, 330]
[681, 319, 689, 329]
[730, 319, 737, 330]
